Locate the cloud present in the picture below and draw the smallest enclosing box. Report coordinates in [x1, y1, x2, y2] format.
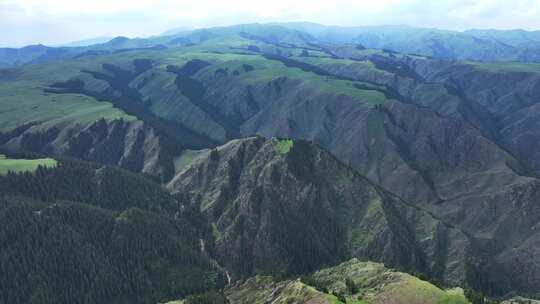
[1, 0, 540, 47]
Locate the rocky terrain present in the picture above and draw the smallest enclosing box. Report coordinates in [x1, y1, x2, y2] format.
[168, 137, 471, 288]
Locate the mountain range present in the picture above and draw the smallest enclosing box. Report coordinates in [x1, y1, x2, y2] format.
[2, 23, 540, 68]
[2, 22, 540, 303]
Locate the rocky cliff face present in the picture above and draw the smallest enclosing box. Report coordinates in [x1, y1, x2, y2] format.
[168, 137, 472, 288]
[407, 57, 540, 176]
[0, 119, 174, 181]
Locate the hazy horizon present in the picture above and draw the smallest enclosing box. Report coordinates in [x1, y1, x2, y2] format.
[2, 0, 540, 48]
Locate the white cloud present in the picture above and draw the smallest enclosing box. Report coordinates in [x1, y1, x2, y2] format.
[1, 0, 540, 47]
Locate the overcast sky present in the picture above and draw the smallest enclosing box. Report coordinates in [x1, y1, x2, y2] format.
[1, 0, 540, 47]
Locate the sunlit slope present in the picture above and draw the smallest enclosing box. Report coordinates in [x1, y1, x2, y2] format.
[0, 60, 134, 132]
[0, 154, 56, 174]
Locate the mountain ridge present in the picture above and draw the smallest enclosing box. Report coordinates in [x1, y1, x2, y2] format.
[168, 136, 475, 289]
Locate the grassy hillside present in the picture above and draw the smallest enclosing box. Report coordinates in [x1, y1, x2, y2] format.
[0, 83, 132, 132]
[169, 259, 470, 304]
[0, 38, 388, 134]
[5, 29, 539, 136]
[0, 60, 134, 132]
[0, 154, 56, 174]
[306, 259, 470, 304]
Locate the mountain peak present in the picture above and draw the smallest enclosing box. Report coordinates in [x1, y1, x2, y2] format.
[168, 136, 470, 285]
[104, 36, 130, 45]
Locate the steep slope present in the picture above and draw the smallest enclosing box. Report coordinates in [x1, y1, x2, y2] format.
[1, 119, 177, 181]
[0, 54, 217, 181]
[407, 57, 540, 175]
[304, 258, 469, 304]
[168, 137, 472, 288]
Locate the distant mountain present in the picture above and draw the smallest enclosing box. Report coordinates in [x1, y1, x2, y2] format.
[161, 26, 195, 36]
[280, 22, 540, 61]
[0, 35, 171, 68]
[2, 23, 540, 68]
[0, 44, 70, 67]
[60, 36, 114, 47]
[463, 28, 540, 46]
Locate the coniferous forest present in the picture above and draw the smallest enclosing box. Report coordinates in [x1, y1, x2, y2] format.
[0, 160, 226, 304]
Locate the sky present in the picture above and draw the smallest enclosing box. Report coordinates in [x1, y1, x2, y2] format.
[1, 0, 540, 47]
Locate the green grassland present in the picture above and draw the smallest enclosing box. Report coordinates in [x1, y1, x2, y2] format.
[0, 35, 391, 135]
[188, 52, 388, 105]
[0, 46, 211, 133]
[0, 154, 57, 174]
[108, 48, 388, 105]
[112, 40, 389, 105]
[0, 82, 133, 131]
[0, 35, 399, 135]
[274, 139, 294, 154]
[0, 56, 135, 132]
[380, 277, 469, 304]
[311, 259, 470, 304]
